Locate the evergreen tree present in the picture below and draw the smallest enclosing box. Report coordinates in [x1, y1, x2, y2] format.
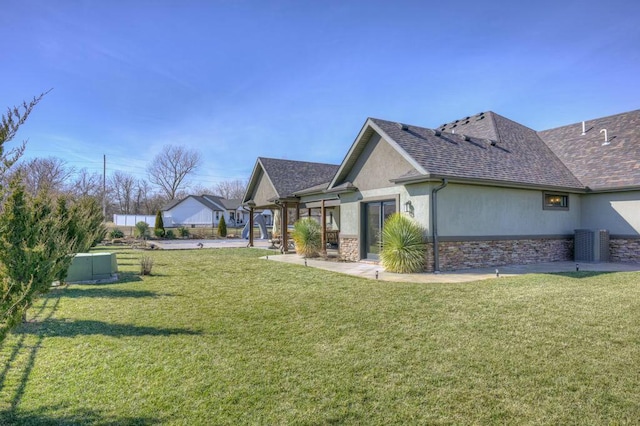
[155, 210, 165, 237]
[0, 178, 69, 341]
[218, 215, 227, 238]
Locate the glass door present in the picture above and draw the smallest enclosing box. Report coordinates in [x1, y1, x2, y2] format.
[364, 200, 396, 260]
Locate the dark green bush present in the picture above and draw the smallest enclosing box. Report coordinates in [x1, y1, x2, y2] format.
[155, 211, 165, 237]
[165, 229, 175, 239]
[178, 227, 189, 238]
[218, 216, 227, 238]
[134, 221, 150, 239]
[110, 228, 125, 239]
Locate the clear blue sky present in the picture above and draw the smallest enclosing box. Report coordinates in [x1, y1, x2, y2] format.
[2, 0, 639, 189]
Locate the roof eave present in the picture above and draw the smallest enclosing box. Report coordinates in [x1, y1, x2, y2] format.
[392, 173, 586, 193]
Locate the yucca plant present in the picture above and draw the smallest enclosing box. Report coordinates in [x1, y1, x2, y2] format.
[291, 218, 322, 258]
[380, 213, 427, 273]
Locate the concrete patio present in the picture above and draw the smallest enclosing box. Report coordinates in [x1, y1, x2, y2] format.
[263, 253, 640, 283]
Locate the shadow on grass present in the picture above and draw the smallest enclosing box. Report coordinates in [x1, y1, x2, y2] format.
[17, 319, 201, 338]
[0, 405, 160, 425]
[116, 271, 144, 284]
[55, 287, 163, 299]
[547, 271, 621, 279]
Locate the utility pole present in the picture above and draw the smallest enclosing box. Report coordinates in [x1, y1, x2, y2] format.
[102, 154, 106, 218]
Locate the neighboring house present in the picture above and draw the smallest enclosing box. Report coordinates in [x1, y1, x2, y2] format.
[162, 194, 251, 228]
[243, 110, 640, 271]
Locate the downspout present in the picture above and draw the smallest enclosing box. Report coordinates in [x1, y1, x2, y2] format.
[431, 179, 448, 273]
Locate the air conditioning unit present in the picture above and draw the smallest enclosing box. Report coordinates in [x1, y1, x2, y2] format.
[574, 229, 610, 262]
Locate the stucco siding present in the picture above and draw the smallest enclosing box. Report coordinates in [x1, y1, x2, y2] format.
[339, 186, 414, 235]
[345, 134, 416, 191]
[437, 184, 581, 236]
[580, 191, 640, 236]
[250, 169, 278, 208]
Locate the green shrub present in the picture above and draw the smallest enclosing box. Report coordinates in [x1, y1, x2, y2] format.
[165, 229, 175, 239]
[178, 227, 190, 238]
[134, 221, 150, 239]
[380, 213, 426, 273]
[218, 215, 227, 238]
[110, 228, 125, 239]
[291, 218, 322, 257]
[155, 211, 165, 236]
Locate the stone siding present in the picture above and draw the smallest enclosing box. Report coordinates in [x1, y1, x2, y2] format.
[425, 238, 574, 272]
[339, 236, 360, 262]
[610, 238, 640, 263]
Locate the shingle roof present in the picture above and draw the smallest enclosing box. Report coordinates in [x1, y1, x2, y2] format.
[163, 194, 234, 212]
[538, 109, 640, 190]
[258, 157, 340, 199]
[370, 113, 584, 190]
[218, 198, 243, 210]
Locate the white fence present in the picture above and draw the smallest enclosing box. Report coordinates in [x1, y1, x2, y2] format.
[112, 214, 157, 227]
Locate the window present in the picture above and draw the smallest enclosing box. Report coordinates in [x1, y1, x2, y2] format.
[543, 192, 569, 210]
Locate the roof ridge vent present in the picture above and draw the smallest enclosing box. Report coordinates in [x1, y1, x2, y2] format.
[433, 129, 441, 137]
[398, 123, 409, 131]
[462, 134, 470, 141]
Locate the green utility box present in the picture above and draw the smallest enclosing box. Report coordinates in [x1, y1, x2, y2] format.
[67, 253, 118, 283]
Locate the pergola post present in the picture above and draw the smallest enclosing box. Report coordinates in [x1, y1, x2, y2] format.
[248, 206, 254, 247]
[321, 199, 327, 256]
[282, 203, 289, 253]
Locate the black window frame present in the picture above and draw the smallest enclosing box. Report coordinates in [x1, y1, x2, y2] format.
[543, 192, 569, 210]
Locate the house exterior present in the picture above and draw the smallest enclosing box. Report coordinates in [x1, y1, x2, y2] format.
[243, 109, 640, 271]
[243, 157, 339, 251]
[162, 195, 250, 228]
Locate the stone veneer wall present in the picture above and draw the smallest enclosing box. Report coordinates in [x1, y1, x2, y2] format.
[339, 236, 360, 262]
[424, 237, 574, 272]
[340, 235, 638, 270]
[610, 238, 640, 263]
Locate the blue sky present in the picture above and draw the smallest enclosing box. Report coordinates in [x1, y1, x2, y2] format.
[2, 0, 639, 190]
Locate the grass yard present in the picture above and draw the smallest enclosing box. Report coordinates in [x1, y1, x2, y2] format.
[0, 247, 639, 424]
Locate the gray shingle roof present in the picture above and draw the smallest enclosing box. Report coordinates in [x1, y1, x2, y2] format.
[163, 194, 234, 212]
[538, 109, 640, 190]
[371, 113, 584, 190]
[258, 157, 340, 198]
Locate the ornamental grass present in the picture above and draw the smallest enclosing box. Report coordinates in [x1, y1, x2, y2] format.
[380, 213, 427, 273]
[291, 217, 322, 257]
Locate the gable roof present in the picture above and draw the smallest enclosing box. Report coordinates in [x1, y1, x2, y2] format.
[330, 114, 584, 191]
[163, 194, 233, 212]
[218, 198, 244, 210]
[243, 157, 339, 203]
[538, 109, 640, 191]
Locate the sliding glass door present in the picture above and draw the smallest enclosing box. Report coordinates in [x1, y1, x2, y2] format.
[364, 200, 396, 260]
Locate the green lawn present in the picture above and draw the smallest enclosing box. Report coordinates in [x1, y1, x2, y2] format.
[1, 247, 639, 424]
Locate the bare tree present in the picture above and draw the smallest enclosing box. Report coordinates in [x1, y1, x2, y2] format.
[134, 179, 165, 215]
[71, 168, 103, 198]
[147, 145, 201, 200]
[109, 170, 136, 214]
[16, 156, 74, 196]
[214, 179, 247, 200]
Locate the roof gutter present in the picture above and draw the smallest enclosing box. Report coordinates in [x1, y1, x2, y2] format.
[431, 179, 448, 273]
